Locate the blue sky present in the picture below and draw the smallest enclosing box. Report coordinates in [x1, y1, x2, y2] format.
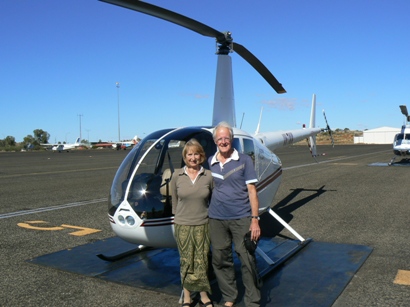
[1, 0, 410, 143]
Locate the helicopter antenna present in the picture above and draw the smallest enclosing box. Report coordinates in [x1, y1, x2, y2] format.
[255, 107, 263, 134]
[240, 112, 245, 129]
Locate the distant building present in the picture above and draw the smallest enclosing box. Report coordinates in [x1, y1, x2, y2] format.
[356, 126, 400, 144]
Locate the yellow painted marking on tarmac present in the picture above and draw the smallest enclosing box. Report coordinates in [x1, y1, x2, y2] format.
[17, 221, 101, 236]
[394, 270, 410, 286]
[61, 224, 102, 236]
[17, 220, 65, 231]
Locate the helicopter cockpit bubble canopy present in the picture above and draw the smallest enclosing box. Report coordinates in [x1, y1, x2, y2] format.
[108, 127, 216, 219]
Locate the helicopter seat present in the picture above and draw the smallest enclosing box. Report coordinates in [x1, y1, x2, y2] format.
[160, 168, 172, 200]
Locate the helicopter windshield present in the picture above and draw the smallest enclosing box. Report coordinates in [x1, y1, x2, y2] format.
[394, 133, 410, 146]
[109, 127, 216, 219]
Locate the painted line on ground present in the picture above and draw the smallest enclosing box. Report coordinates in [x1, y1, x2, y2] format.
[283, 149, 391, 170]
[0, 198, 107, 220]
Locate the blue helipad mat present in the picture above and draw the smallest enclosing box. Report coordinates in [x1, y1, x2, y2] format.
[28, 236, 372, 306]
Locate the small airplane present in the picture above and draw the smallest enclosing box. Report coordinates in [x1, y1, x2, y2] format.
[41, 137, 87, 152]
[92, 135, 139, 150]
[99, 0, 332, 260]
[390, 105, 410, 165]
[117, 135, 139, 150]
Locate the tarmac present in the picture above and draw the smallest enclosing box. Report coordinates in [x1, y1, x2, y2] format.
[1, 144, 409, 306]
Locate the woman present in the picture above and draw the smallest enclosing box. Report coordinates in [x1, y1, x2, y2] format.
[171, 139, 214, 307]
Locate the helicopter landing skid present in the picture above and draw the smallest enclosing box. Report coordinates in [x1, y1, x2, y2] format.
[97, 244, 148, 262]
[256, 237, 312, 277]
[388, 156, 410, 166]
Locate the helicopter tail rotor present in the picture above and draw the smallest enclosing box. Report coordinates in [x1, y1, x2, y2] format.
[322, 110, 334, 147]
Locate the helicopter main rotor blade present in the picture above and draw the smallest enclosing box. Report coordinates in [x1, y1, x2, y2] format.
[100, 0, 226, 43]
[233, 42, 286, 94]
[101, 0, 286, 94]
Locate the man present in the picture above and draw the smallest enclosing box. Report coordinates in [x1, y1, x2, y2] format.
[208, 121, 261, 307]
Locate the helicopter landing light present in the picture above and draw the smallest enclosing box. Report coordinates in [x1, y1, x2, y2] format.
[125, 216, 135, 226]
[115, 214, 136, 226]
[118, 215, 125, 224]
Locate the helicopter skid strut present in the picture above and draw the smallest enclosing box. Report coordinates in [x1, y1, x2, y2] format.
[254, 208, 312, 275]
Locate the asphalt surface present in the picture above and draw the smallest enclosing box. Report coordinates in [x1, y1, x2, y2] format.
[1, 145, 409, 306]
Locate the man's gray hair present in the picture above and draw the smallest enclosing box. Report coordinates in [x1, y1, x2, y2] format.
[213, 121, 234, 141]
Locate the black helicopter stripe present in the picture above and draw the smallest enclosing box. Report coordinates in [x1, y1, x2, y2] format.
[108, 215, 174, 226]
[141, 222, 174, 227]
[141, 217, 174, 227]
[255, 167, 282, 192]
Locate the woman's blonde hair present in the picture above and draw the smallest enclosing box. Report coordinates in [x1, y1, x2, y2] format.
[182, 138, 206, 165]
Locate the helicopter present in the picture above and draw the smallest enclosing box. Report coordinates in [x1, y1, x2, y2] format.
[390, 105, 410, 165]
[100, 0, 332, 257]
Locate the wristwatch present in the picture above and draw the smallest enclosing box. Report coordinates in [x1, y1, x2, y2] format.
[251, 216, 260, 220]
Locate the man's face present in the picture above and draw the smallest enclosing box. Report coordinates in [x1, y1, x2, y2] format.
[215, 127, 232, 155]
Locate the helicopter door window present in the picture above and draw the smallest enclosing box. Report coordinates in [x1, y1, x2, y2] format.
[161, 140, 185, 173]
[232, 138, 242, 153]
[243, 138, 256, 164]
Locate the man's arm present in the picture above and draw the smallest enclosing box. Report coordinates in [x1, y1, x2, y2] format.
[247, 183, 261, 241]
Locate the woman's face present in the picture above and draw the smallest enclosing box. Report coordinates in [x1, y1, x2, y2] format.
[185, 148, 201, 168]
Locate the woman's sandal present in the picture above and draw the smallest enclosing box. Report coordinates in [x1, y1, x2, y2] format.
[182, 303, 191, 307]
[199, 300, 214, 307]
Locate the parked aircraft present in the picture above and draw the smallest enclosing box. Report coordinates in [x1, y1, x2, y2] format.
[41, 137, 88, 152]
[99, 0, 332, 260]
[92, 135, 139, 150]
[390, 105, 410, 164]
[118, 135, 139, 149]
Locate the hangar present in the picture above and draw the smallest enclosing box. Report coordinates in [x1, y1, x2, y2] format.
[355, 126, 400, 144]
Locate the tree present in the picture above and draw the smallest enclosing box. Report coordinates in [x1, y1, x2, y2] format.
[4, 136, 16, 146]
[23, 135, 36, 146]
[32, 129, 50, 144]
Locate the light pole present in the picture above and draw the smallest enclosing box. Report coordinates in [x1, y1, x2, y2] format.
[86, 129, 90, 142]
[78, 114, 83, 141]
[116, 82, 121, 142]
